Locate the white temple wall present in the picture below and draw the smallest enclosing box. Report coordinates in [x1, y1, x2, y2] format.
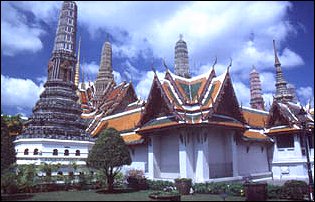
[208, 129, 232, 178]
[159, 133, 180, 179]
[125, 144, 148, 173]
[237, 141, 269, 176]
[271, 134, 314, 180]
[14, 138, 94, 166]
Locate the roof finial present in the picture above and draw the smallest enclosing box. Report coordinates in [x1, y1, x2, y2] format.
[151, 60, 156, 75]
[227, 57, 232, 71]
[179, 33, 183, 40]
[273, 40, 281, 66]
[162, 57, 169, 71]
[212, 56, 217, 69]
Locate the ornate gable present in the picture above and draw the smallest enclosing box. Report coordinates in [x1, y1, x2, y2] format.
[138, 74, 178, 126]
[266, 101, 292, 127]
[205, 71, 245, 123]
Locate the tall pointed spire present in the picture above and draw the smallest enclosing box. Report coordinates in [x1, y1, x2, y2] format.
[93, 36, 115, 107]
[74, 36, 81, 87]
[272, 40, 293, 102]
[250, 65, 265, 110]
[273, 40, 281, 66]
[174, 34, 190, 78]
[18, 1, 90, 141]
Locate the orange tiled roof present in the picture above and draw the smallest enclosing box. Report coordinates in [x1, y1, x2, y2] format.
[243, 130, 269, 140]
[122, 133, 143, 144]
[138, 120, 180, 132]
[208, 121, 245, 129]
[91, 111, 141, 136]
[266, 127, 301, 135]
[242, 108, 268, 128]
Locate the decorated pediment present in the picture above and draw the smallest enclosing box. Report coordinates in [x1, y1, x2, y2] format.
[138, 74, 177, 126]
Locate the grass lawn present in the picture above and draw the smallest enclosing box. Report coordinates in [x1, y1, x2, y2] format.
[2, 190, 246, 201]
[2, 190, 292, 201]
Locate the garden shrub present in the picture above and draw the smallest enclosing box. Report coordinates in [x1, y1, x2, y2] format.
[147, 179, 174, 190]
[280, 180, 308, 200]
[126, 169, 148, 190]
[267, 184, 281, 199]
[193, 182, 244, 196]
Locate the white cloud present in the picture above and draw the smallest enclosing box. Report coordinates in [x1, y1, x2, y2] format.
[76, 1, 301, 74]
[1, 74, 45, 111]
[135, 70, 165, 100]
[113, 71, 122, 84]
[81, 61, 99, 81]
[262, 93, 274, 110]
[12, 1, 61, 23]
[233, 81, 250, 107]
[297, 86, 314, 105]
[1, 2, 47, 56]
[260, 72, 276, 92]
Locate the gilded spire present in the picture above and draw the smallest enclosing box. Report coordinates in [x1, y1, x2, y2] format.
[250, 65, 265, 110]
[272, 40, 293, 102]
[174, 34, 190, 78]
[74, 36, 81, 87]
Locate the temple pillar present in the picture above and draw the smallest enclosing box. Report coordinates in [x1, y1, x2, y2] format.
[231, 132, 239, 177]
[195, 130, 209, 182]
[148, 136, 160, 179]
[179, 131, 194, 179]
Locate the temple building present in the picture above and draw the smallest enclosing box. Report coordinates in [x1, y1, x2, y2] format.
[13, 1, 313, 183]
[14, 1, 94, 168]
[82, 35, 275, 182]
[264, 40, 314, 181]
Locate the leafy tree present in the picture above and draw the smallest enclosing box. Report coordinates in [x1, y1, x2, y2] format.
[87, 128, 131, 192]
[16, 164, 38, 193]
[1, 115, 17, 172]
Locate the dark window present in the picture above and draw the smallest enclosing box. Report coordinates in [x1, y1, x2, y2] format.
[277, 135, 294, 148]
[53, 149, 58, 156]
[24, 149, 29, 155]
[64, 149, 69, 156]
[75, 150, 80, 156]
[261, 146, 264, 153]
[246, 146, 250, 153]
[33, 148, 39, 155]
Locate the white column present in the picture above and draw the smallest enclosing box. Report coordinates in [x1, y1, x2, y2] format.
[195, 131, 209, 182]
[231, 132, 239, 177]
[179, 132, 194, 179]
[148, 136, 160, 179]
[148, 137, 154, 179]
[294, 134, 302, 157]
[179, 133, 188, 178]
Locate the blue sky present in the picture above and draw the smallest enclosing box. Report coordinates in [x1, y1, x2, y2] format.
[1, 1, 314, 116]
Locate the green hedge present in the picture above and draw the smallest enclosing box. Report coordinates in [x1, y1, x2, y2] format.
[147, 179, 174, 190]
[193, 182, 244, 196]
[193, 180, 309, 200]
